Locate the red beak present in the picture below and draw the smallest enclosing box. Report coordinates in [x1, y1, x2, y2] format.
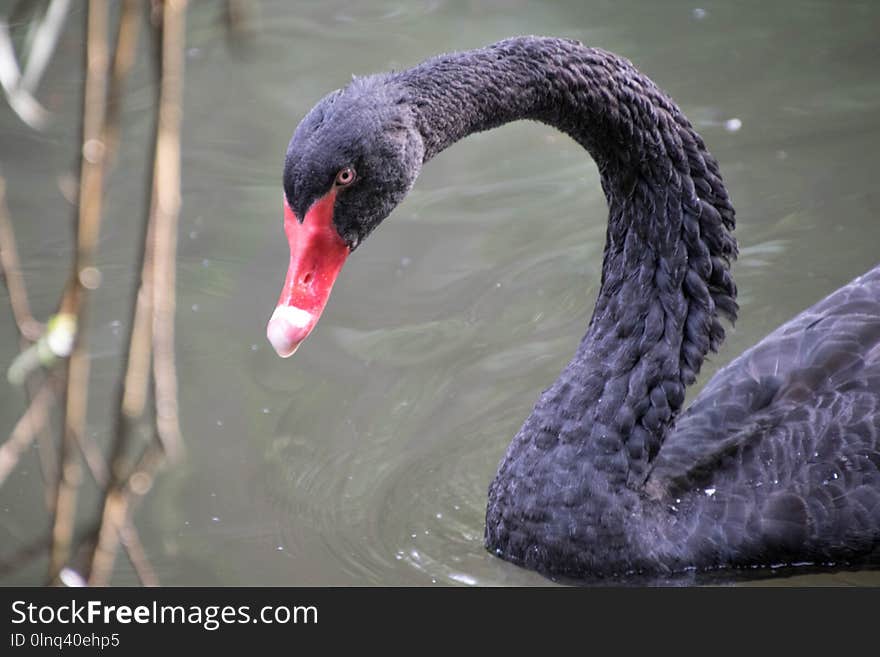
[267, 190, 350, 357]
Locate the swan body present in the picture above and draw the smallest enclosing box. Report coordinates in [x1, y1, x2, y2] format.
[269, 37, 880, 579]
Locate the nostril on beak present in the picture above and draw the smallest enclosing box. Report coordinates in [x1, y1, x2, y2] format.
[302, 272, 314, 285]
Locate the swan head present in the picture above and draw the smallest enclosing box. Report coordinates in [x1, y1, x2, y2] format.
[268, 76, 424, 358]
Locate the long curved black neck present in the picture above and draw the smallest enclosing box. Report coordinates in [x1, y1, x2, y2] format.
[399, 37, 737, 486]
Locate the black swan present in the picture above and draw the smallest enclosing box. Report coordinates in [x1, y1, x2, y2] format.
[267, 37, 880, 580]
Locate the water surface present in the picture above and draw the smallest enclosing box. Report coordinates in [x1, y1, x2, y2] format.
[1, 0, 879, 586]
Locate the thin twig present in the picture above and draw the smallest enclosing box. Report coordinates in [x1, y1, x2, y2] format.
[75, 0, 160, 588]
[75, 424, 109, 488]
[151, 0, 186, 465]
[103, 0, 154, 483]
[120, 522, 159, 586]
[75, 425, 158, 587]
[88, 439, 165, 586]
[49, 0, 111, 584]
[86, 2, 161, 587]
[0, 362, 155, 585]
[0, 177, 43, 341]
[81, 454, 152, 588]
[87, 0, 188, 586]
[104, 0, 141, 166]
[0, 383, 54, 486]
[104, 2, 161, 484]
[19, 0, 72, 95]
[0, 0, 70, 129]
[28, 370, 60, 511]
[88, 487, 129, 585]
[1, 0, 185, 589]
[0, 366, 158, 586]
[0, 22, 48, 129]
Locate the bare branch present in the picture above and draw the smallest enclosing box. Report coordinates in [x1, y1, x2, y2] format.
[0, 21, 48, 129]
[28, 372, 60, 510]
[150, 0, 186, 465]
[87, 488, 128, 585]
[0, 177, 43, 341]
[120, 522, 159, 587]
[0, 0, 71, 129]
[0, 383, 54, 486]
[19, 0, 71, 95]
[76, 410, 159, 588]
[87, 0, 188, 586]
[49, 0, 111, 583]
[104, 0, 142, 166]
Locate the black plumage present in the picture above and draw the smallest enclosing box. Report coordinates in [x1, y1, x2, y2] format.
[280, 36, 880, 579]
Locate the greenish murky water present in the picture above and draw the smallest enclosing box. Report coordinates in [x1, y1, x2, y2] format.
[1, 0, 879, 586]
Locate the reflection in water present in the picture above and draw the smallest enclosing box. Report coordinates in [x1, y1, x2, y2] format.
[1, 0, 880, 586]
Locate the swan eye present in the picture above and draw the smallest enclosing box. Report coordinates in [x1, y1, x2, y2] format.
[334, 166, 356, 187]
